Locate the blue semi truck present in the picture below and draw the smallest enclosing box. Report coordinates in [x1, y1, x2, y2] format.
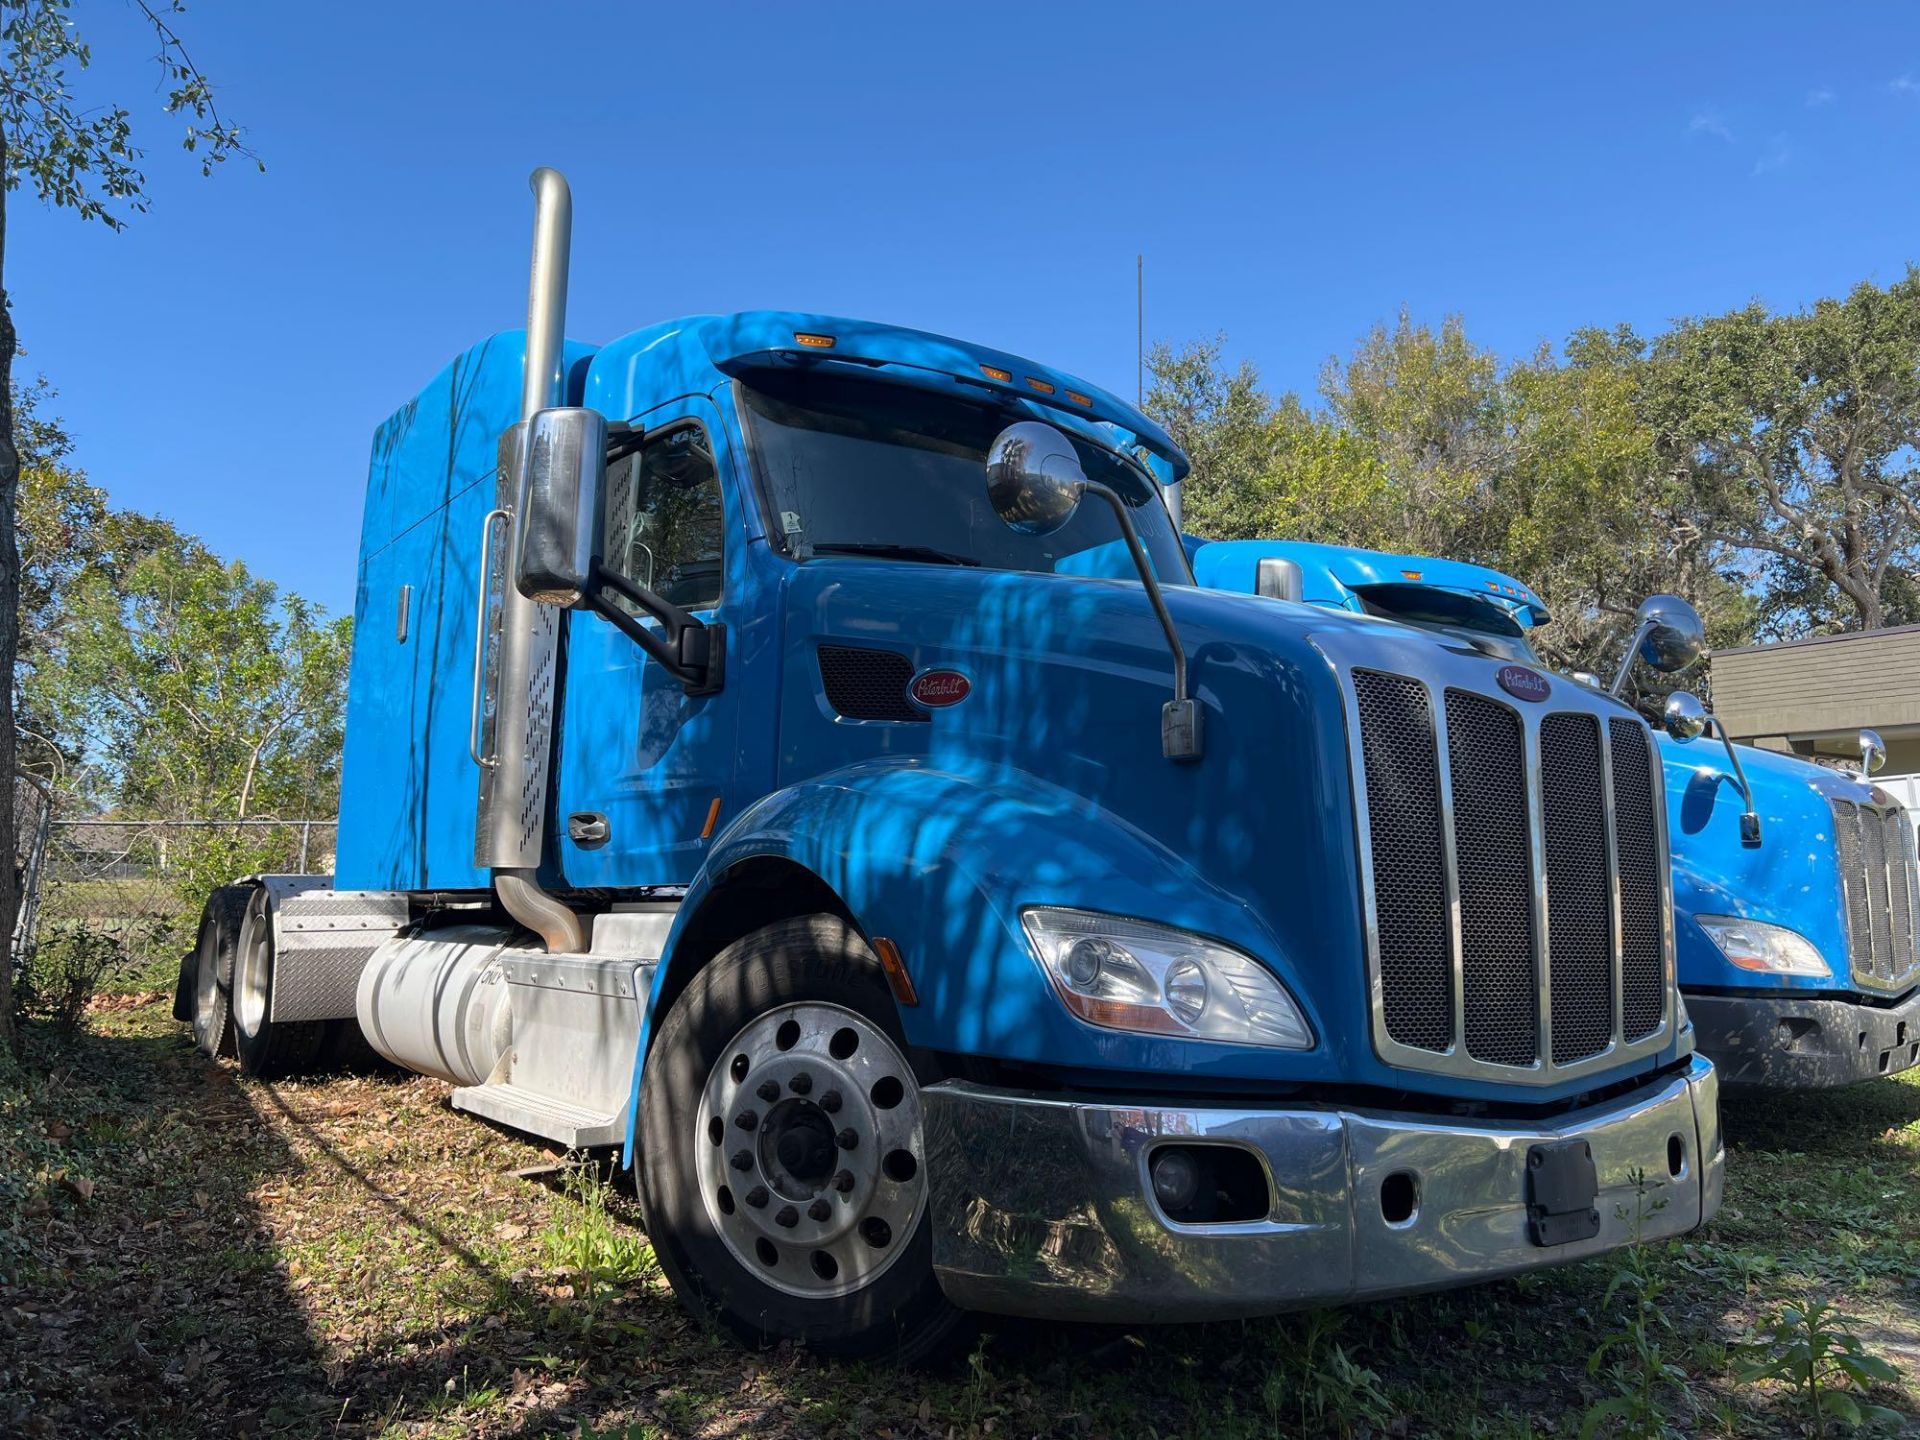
[1188, 538, 1920, 1090]
[178, 172, 1721, 1358]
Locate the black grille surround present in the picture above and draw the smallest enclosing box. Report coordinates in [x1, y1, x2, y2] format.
[1348, 665, 1673, 1085]
[817, 645, 926, 723]
[1830, 798, 1920, 993]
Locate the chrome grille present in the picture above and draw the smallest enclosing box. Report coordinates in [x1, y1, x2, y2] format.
[1541, 714, 1613, 1064]
[1829, 799, 1920, 993]
[1446, 692, 1538, 1066]
[1352, 672, 1453, 1052]
[1609, 720, 1666, 1041]
[1348, 667, 1672, 1084]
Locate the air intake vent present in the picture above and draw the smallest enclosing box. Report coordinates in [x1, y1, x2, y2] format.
[1830, 798, 1920, 993]
[1348, 666, 1673, 1084]
[817, 645, 925, 723]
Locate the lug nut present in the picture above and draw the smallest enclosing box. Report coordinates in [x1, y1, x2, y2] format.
[832, 1169, 855, 1193]
[820, 1089, 843, 1114]
[788, 1072, 812, 1095]
[836, 1127, 859, 1151]
[730, 1149, 753, 1171]
[756, 1080, 781, 1103]
[774, 1204, 799, 1228]
[808, 1198, 832, 1222]
[735, 1110, 758, 1131]
[745, 1185, 769, 1208]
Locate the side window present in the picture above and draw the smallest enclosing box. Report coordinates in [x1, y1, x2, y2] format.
[603, 423, 726, 612]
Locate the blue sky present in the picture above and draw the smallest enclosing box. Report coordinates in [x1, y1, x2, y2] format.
[13, 2, 1920, 615]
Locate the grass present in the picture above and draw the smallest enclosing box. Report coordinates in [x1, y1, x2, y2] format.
[1, 999, 1917, 1437]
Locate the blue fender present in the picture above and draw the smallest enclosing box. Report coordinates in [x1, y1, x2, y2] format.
[621, 756, 1318, 1163]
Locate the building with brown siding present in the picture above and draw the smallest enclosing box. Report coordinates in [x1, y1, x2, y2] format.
[1710, 625, 1920, 776]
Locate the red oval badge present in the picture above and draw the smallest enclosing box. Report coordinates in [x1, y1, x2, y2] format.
[909, 669, 971, 709]
[1496, 665, 1551, 703]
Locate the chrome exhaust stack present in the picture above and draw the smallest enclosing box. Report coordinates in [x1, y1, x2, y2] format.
[475, 168, 587, 953]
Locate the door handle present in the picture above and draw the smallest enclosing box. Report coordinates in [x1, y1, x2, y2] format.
[568, 812, 611, 848]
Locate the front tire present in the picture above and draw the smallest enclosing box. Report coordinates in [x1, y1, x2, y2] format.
[230, 885, 324, 1080]
[638, 914, 966, 1361]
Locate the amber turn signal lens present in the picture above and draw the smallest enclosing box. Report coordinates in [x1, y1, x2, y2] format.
[793, 332, 836, 348]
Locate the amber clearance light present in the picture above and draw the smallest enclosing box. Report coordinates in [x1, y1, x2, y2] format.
[979, 364, 1012, 382]
[792, 332, 836, 349]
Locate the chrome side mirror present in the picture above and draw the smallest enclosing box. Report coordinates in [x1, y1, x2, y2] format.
[1610, 594, 1707, 694]
[986, 421, 1199, 761]
[1860, 728, 1888, 775]
[1256, 557, 1304, 603]
[1662, 690, 1708, 742]
[515, 407, 608, 606]
[986, 421, 1088, 535]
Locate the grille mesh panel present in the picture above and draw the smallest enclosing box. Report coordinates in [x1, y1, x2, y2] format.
[1541, 713, 1614, 1063]
[1352, 670, 1453, 1052]
[1609, 720, 1665, 1040]
[817, 645, 925, 723]
[1830, 800, 1920, 989]
[1445, 691, 1538, 1066]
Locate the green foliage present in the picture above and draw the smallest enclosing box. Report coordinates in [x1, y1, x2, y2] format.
[16, 920, 121, 1033]
[1735, 1300, 1904, 1435]
[39, 528, 350, 829]
[1261, 1310, 1396, 1437]
[536, 1160, 656, 1337]
[1581, 1172, 1692, 1440]
[1, 0, 260, 229]
[1640, 270, 1920, 636]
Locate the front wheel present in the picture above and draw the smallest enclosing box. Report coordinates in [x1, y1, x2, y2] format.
[638, 914, 967, 1361]
[190, 887, 248, 1059]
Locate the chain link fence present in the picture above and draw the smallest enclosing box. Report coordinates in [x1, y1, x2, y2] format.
[26, 817, 337, 993]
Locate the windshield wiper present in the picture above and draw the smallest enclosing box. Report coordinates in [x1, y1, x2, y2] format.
[807, 542, 980, 567]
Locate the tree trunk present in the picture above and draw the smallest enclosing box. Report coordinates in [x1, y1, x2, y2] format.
[0, 118, 20, 1060]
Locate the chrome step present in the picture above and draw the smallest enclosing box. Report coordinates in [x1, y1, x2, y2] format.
[450, 1080, 626, 1149]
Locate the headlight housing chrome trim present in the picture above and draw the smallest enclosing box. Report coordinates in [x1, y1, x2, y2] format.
[1696, 915, 1831, 978]
[1019, 908, 1314, 1050]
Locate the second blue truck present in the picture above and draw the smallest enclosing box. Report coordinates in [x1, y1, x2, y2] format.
[1191, 538, 1920, 1090]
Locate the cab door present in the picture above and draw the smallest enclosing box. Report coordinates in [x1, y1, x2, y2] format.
[554, 396, 746, 887]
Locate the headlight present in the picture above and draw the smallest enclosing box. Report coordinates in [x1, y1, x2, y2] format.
[1020, 908, 1313, 1049]
[1696, 915, 1830, 977]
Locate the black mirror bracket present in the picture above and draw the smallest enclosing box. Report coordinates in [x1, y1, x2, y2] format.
[586, 560, 725, 696]
[1083, 484, 1202, 763]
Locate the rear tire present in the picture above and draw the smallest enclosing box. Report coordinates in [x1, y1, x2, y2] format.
[230, 885, 325, 1080]
[190, 887, 248, 1059]
[638, 914, 968, 1362]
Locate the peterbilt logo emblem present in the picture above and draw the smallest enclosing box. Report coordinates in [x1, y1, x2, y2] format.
[909, 670, 971, 708]
[1497, 665, 1551, 703]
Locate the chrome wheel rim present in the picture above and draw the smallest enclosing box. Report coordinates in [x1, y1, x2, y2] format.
[696, 1001, 925, 1300]
[234, 892, 270, 1036]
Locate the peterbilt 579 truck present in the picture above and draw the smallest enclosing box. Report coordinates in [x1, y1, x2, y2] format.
[178, 172, 1722, 1360]
[1189, 539, 1920, 1091]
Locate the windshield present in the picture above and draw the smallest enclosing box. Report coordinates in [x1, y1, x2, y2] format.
[1354, 584, 1542, 663]
[740, 372, 1189, 583]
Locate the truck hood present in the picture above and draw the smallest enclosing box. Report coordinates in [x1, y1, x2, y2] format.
[1661, 733, 1881, 990]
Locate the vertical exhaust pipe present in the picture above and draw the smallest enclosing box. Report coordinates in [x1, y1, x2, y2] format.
[481, 168, 588, 953]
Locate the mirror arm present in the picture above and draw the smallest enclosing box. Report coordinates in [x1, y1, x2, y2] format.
[1083, 483, 1200, 762]
[1609, 618, 1654, 695]
[1704, 715, 1762, 846]
[584, 561, 725, 696]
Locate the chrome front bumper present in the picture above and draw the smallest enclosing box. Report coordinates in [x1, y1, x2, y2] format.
[921, 1056, 1723, 1322]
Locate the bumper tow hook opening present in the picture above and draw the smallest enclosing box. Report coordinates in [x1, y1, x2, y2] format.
[1666, 1133, 1687, 1180]
[1380, 1170, 1419, 1226]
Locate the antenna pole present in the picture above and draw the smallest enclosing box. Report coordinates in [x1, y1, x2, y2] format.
[1136, 253, 1144, 406]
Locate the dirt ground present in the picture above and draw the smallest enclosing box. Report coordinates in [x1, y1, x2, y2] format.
[3, 998, 1918, 1438]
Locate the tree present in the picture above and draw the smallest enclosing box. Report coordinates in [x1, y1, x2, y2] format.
[1145, 336, 1382, 543]
[1640, 271, 1920, 636]
[1, 0, 256, 1052]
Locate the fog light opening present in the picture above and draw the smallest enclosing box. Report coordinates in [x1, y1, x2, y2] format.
[1379, 1169, 1419, 1226]
[1149, 1145, 1270, 1225]
[1666, 1133, 1687, 1180]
